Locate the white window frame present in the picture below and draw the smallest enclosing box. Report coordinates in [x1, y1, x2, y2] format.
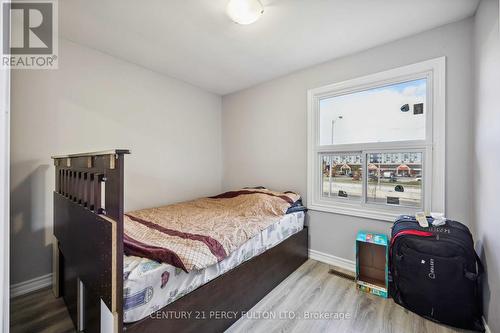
[307, 57, 446, 221]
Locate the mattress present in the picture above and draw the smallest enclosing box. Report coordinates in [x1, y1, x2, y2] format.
[123, 211, 305, 323]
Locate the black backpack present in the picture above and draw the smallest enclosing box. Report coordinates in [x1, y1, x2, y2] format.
[389, 215, 484, 332]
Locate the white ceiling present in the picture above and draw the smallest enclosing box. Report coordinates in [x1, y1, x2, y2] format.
[60, 0, 479, 95]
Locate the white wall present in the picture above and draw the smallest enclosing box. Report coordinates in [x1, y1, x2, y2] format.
[0, 32, 10, 333]
[10, 39, 222, 285]
[222, 18, 475, 261]
[473, 0, 500, 331]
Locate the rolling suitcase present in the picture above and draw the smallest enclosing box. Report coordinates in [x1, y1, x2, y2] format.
[389, 215, 484, 331]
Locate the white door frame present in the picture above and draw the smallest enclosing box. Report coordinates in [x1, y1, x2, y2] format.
[0, 2, 10, 331]
[0, 68, 9, 333]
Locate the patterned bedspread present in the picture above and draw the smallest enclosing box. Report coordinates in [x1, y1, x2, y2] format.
[123, 188, 300, 272]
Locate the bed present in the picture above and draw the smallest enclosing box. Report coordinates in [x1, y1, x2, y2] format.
[51, 150, 308, 333]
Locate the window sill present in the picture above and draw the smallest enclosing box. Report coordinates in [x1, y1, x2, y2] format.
[308, 202, 416, 222]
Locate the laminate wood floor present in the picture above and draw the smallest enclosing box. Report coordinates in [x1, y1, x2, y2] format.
[227, 260, 469, 333]
[10, 288, 74, 333]
[10, 260, 470, 333]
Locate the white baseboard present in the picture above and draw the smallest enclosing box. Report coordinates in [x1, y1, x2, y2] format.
[483, 317, 491, 333]
[309, 249, 356, 273]
[10, 273, 52, 298]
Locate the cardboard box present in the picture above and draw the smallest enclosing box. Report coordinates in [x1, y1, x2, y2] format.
[355, 231, 389, 298]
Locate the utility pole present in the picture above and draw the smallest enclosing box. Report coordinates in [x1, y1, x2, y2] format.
[331, 115, 343, 144]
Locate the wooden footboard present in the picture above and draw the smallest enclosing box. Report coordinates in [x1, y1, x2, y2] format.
[52, 150, 129, 333]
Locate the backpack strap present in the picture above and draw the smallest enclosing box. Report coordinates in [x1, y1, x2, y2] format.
[474, 251, 486, 330]
[464, 252, 484, 281]
[475, 251, 484, 276]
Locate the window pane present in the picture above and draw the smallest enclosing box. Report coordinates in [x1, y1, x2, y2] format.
[366, 152, 423, 208]
[319, 78, 427, 145]
[321, 152, 362, 201]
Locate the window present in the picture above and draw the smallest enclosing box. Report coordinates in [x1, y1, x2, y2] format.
[307, 58, 445, 221]
[319, 78, 427, 145]
[366, 152, 423, 208]
[321, 152, 362, 202]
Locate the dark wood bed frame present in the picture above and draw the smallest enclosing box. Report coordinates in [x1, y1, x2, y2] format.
[51, 150, 309, 333]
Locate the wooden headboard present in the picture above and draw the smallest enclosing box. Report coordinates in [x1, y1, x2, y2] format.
[52, 149, 129, 333]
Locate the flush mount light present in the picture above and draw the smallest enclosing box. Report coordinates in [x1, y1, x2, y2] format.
[226, 0, 264, 25]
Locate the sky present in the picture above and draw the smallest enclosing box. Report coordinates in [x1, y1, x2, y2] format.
[319, 78, 427, 145]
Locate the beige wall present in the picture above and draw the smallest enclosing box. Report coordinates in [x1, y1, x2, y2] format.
[10, 39, 222, 285]
[473, 0, 500, 331]
[222, 18, 475, 261]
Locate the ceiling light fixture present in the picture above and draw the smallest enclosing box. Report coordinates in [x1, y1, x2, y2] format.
[226, 0, 264, 25]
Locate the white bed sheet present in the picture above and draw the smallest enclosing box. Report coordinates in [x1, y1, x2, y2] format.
[123, 211, 305, 323]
